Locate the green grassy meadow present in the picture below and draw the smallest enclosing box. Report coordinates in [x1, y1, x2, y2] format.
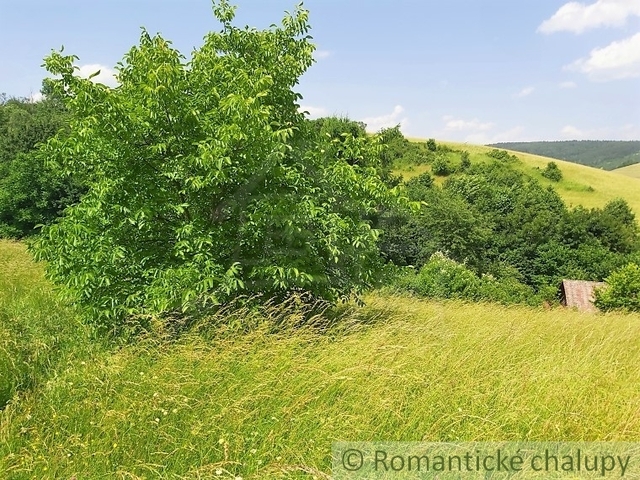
[2, 240, 640, 479]
[614, 163, 640, 179]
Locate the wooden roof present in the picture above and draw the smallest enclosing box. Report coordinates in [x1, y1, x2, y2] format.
[560, 280, 606, 313]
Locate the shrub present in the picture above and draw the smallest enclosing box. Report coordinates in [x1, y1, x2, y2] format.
[542, 161, 563, 182]
[431, 155, 451, 176]
[487, 149, 517, 162]
[393, 253, 546, 306]
[595, 263, 640, 312]
[409, 253, 481, 299]
[477, 276, 529, 305]
[406, 172, 433, 189]
[459, 150, 471, 171]
[426, 138, 437, 152]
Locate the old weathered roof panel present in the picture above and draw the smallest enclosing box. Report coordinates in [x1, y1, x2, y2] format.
[560, 280, 606, 313]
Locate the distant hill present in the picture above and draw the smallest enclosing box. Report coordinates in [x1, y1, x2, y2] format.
[488, 141, 640, 171]
[613, 162, 640, 179]
[400, 139, 640, 215]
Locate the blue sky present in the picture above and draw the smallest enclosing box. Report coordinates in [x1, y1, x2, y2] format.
[1, 0, 639, 142]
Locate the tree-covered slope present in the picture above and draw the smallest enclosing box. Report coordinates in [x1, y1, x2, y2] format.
[398, 139, 640, 216]
[488, 141, 640, 170]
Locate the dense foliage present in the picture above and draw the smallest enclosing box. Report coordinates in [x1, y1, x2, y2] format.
[377, 125, 434, 168]
[32, 1, 398, 329]
[394, 252, 548, 306]
[595, 263, 640, 312]
[541, 161, 563, 181]
[379, 139, 640, 305]
[490, 140, 640, 170]
[0, 95, 84, 237]
[0, 3, 638, 319]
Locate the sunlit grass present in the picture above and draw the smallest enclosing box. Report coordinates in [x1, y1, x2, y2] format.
[0, 240, 99, 409]
[2, 243, 640, 478]
[614, 163, 640, 179]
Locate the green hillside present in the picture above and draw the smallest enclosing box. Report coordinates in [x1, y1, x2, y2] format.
[614, 162, 640, 179]
[400, 140, 640, 216]
[2, 240, 640, 479]
[488, 140, 640, 171]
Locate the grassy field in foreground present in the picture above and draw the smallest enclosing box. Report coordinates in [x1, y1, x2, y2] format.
[614, 162, 640, 179]
[402, 140, 640, 215]
[0, 241, 99, 410]
[2, 240, 640, 479]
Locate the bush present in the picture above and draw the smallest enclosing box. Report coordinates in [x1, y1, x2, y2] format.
[33, 2, 398, 331]
[404, 253, 481, 299]
[595, 263, 640, 312]
[487, 149, 518, 162]
[431, 155, 451, 176]
[310, 116, 366, 141]
[393, 253, 546, 306]
[477, 274, 539, 306]
[406, 172, 433, 189]
[542, 161, 563, 182]
[426, 138, 437, 152]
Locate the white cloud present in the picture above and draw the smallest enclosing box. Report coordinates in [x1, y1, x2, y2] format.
[442, 115, 494, 132]
[465, 127, 527, 144]
[620, 124, 640, 139]
[559, 81, 578, 88]
[538, 0, 640, 34]
[436, 116, 526, 143]
[561, 123, 640, 139]
[492, 126, 527, 142]
[361, 105, 408, 133]
[514, 86, 535, 98]
[314, 50, 331, 60]
[567, 32, 640, 80]
[561, 125, 586, 138]
[298, 105, 328, 118]
[28, 91, 44, 103]
[75, 64, 118, 87]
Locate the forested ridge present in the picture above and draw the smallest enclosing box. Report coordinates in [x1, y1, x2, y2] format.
[489, 140, 640, 170]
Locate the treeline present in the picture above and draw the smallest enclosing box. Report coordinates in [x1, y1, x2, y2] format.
[247, 118, 640, 310]
[0, 93, 84, 238]
[489, 140, 640, 171]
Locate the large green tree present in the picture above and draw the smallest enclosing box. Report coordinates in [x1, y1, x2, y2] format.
[33, 1, 396, 329]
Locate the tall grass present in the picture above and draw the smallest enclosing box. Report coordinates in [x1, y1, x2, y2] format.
[2, 282, 639, 478]
[0, 240, 99, 408]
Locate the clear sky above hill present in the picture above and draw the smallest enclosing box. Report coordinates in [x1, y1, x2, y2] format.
[1, 0, 639, 142]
